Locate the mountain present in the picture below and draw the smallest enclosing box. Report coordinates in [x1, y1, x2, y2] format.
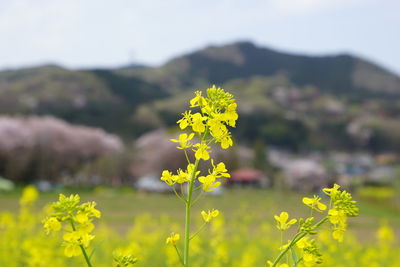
[1, 41, 400, 151]
[0, 65, 168, 137]
[130, 42, 400, 97]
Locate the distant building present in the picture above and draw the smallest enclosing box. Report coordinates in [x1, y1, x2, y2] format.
[284, 159, 328, 191]
[229, 168, 270, 188]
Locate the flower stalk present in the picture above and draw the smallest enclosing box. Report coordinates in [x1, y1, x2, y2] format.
[268, 184, 359, 267]
[162, 86, 238, 267]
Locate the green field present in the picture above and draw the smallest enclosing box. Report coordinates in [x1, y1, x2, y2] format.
[1, 187, 400, 266]
[1, 187, 399, 238]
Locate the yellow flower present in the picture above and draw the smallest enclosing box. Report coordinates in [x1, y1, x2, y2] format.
[166, 233, 180, 245]
[170, 133, 195, 150]
[43, 217, 62, 234]
[82, 201, 101, 218]
[76, 220, 95, 233]
[328, 208, 347, 225]
[201, 209, 219, 223]
[191, 113, 206, 133]
[19, 185, 39, 206]
[267, 261, 288, 267]
[274, 212, 297, 231]
[161, 170, 175, 186]
[377, 221, 395, 244]
[296, 237, 311, 249]
[223, 103, 238, 127]
[302, 195, 327, 212]
[64, 242, 81, 257]
[211, 161, 230, 178]
[177, 110, 192, 129]
[208, 116, 227, 138]
[332, 226, 345, 242]
[303, 253, 318, 267]
[219, 132, 233, 149]
[190, 91, 205, 107]
[76, 212, 89, 224]
[193, 143, 210, 161]
[63, 231, 94, 257]
[173, 169, 190, 184]
[322, 184, 341, 198]
[186, 163, 200, 179]
[198, 175, 221, 192]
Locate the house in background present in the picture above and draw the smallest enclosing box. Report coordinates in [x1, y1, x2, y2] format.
[229, 168, 270, 188]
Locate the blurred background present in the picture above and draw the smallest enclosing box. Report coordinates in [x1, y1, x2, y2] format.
[0, 0, 399, 243]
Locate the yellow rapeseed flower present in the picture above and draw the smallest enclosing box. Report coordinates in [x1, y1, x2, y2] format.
[19, 185, 39, 206]
[177, 110, 192, 130]
[274, 212, 297, 231]
[302, 195, 327, 212]
[161, 170, 175, 186]
[170, 133, 195, 150]
[190, 91, 205, 107]
[43, 217, 62, 234]
[198, 175, 221, 192]
[201, 209, 219, 223]
[191, 113, 206, 133]
[166, 233, 180, 246]
[328, 208, 346, 225]
[303, 253, 318, 267]
[193, 143, 210, 161]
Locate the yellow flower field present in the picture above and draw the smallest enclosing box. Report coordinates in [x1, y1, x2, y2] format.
[0, 187, 398, 267]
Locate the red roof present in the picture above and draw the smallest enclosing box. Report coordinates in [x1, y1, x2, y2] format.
[230, 168, 265, 182]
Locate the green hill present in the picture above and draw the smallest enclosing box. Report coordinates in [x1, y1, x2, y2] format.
[1, 41, 400, 151]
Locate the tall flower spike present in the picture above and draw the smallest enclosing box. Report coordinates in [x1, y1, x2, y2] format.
[162, 87, 237, 267]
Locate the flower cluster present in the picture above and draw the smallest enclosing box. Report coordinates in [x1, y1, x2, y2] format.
[43, 194, 101, 258]
[324, 184, 359, 242]
[269, 184, 359, 267]
[162, 86, 238, 266]
[162, 86, 238, 193]
[113, 252, 138, 267]
[296, 237, 322, 267]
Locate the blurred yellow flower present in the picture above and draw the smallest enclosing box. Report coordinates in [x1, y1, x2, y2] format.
[19, 185, 39, 206]
[201, 209, 219, 223]
[166, 233, 180, 246]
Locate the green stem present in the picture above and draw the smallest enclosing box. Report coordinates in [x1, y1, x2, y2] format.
[290, 246, 298, 267]
[271, 217, 328, 267]
[70, 220, 93, 267]
[191, 191, 204, 207]
[183, 158, 200, 267]
[173, 186, 186, 203]
[190, 222, 207, 240]
[174, 245, 184, 266]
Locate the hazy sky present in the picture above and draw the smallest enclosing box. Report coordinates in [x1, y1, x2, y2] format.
[1, 0, 399, 74]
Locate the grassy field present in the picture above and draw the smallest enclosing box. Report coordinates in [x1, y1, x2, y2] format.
[1, 187, 399, 238]
[1, 187, 399, 266]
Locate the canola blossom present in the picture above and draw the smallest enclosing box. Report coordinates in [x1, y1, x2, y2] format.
[0, 185, 398, 267]
[43, 193, 136, 267]
[160, 86, 238, 267]
[269, 184, 359, 267]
